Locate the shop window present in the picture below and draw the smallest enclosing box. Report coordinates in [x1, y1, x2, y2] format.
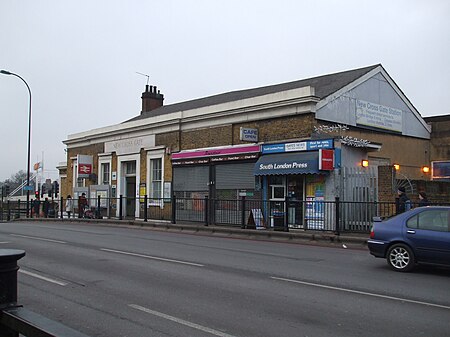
[150, 158, 162, 198]
[269, 175, 285, 201]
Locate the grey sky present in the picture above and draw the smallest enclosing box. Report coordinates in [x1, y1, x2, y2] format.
[1, 0, 449, 181]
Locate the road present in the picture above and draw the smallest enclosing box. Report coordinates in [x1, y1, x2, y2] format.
[1, 221, 449, 337]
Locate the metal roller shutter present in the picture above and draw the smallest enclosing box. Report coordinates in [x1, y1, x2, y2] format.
[173, 166, 209, 192]
[215, 163, 255, 190]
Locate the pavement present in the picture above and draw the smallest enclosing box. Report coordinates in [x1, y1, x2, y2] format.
[11, 217, 369, 250]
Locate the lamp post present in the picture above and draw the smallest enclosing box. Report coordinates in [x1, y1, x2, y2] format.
[1, 70, 32, 217]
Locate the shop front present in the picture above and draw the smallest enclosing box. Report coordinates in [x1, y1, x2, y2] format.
[172, 144, 261, 199]
[253, 139, 335, 229]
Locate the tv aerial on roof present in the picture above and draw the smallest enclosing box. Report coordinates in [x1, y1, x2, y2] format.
[136, 72, 150, 86]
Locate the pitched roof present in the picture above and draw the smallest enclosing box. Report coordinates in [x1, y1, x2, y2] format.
[126, 64, 380, 123]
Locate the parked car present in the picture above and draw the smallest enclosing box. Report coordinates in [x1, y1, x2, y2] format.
[368, 206, 450, 272]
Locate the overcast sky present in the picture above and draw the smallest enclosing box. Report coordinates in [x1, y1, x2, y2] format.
[1, 0, 449, 181]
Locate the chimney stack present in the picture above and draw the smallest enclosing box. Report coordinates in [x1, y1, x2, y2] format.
[141, 85, 164, 113]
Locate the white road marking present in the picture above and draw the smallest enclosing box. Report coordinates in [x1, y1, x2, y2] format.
[10, 234, 66, 244]
[271, 276, 450, 310]
[0, 241, 10, 244]
[19, 269, 67, 286]
[129, 304, 236, 337]
[100, 248, 204, 267]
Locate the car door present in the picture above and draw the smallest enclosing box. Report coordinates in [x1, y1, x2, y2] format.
[405, 209, 450, 265]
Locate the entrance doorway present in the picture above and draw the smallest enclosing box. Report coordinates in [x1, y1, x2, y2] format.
[287, 175, 305, 228]
[122, 160, 137, 218]
[125, 177, 136, 217]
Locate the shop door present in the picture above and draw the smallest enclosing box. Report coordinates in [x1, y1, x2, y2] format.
[125, 177, 136, 217]
[287, 175, 304, 228]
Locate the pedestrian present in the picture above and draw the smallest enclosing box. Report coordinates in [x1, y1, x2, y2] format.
[33, 197, 40, 218]
[78, 192, 87, 218]
[65, 195, 74, 218]
[418, 191, 429, 207]
[43, 198, 50, 218]
[397, 186, 410, 213]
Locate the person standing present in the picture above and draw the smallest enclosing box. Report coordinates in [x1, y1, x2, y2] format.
[78, 192, 87, 218]
[397, 186, 410, 213]
[43, 198, 50, 218]
[33, 197, 40, 218]
[418, 192, 429, 207]
[65, 195, 74, 218]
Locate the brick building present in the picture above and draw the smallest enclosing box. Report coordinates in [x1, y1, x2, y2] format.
[60, 64, 435, 222]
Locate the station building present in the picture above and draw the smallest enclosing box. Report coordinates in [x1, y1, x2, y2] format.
[59, 64, 437, 221]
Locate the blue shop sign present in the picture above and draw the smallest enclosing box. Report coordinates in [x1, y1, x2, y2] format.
[262, 139, 334, 154]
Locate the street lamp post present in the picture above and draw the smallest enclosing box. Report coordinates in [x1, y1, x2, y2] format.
[1, 70, 32, 217]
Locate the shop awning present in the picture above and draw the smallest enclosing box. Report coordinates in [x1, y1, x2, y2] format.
[254, 151, 320, 175]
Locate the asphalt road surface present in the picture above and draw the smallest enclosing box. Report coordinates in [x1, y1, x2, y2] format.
[1, 221, 449, 337]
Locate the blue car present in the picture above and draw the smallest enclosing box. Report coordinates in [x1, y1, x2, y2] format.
[368, 206, 450, 272]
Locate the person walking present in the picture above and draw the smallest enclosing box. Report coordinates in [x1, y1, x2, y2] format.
[65, 195, 74, 218]
[397, 186, 410, 213]
[418, 192, 429, 207]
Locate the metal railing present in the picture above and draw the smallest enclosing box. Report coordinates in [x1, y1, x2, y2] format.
[2, 196, 449, 234]
[0, 249, 91, 337]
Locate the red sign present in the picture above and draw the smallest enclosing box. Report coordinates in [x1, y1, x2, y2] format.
[78, 164, 92, 175]
[319, 149, 334, 170]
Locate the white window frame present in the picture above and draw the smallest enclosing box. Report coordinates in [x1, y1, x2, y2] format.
[147, 149, 165, 207]
[71, 158, 86, 188]
[98, 155, 112, 186]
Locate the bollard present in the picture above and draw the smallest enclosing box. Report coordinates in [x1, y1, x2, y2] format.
[144, 195, 148, 222]
[171, 195, 176, 224]
[7, 200, 11, 221]
[204, 196, 209, 226]
[335, 196, 340, 236]
[60, 196, 64, 219]
[16, 200, 21, 219]
[0, 249, 26, 309]
[97, 195, 101, 219]
[119, 195, 123, 220]
[241, 196, 246, 229]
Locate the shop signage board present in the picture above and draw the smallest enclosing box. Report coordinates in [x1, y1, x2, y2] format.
[172, 145, 260, 160]
[262, 139, 333, 154]
[239, 127, 258, 142]
[77, 154, 93, 178]
[319, 149, 334, 170]
[105, 135, 155, 156]
[254, 152, 319, 175]
[356, 99, 402, 133]
[432, 161, 450, 180]
[247, 209, 265, 229]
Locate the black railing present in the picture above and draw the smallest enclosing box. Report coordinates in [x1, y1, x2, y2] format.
[0, 249, 91, 337]
[2, 197, 449, 233]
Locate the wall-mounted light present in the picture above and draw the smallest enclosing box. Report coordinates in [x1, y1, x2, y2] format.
[393, 164, 400, 171]
[361, 159, 369, 168]
[422, 166, 430, 173]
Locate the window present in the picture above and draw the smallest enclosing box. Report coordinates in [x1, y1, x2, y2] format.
[407, 210, 449, 232]
[101, 163, 110, 185]
[125, 161, 136, 175]
[150, 158, 162, 198]
[269, 175, 285, 201]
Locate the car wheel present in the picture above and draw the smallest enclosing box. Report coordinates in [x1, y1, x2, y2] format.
[387, 244, 415, 272]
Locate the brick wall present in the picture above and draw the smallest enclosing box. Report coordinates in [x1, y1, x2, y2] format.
[66, 143, 105, 195]
[378, 165, 394, 203]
